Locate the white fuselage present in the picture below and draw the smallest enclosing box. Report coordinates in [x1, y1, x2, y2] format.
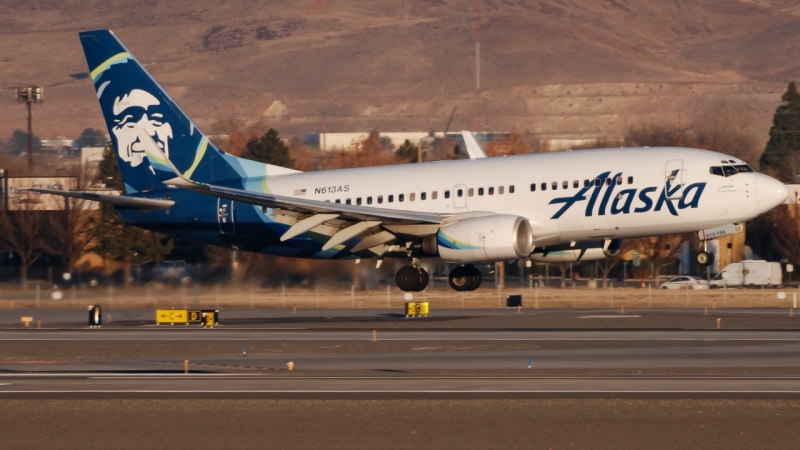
[260, 147, 786, 248]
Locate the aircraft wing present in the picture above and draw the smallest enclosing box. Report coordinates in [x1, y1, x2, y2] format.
[142, 136, 444, 252]
[25, 188, 175, 210]
[174, 180, 443, 226]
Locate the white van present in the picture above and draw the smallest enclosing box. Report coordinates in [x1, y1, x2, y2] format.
[709, 260, 782, 288]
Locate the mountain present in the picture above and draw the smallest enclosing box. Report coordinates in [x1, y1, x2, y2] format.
[1, 0, 799, 145]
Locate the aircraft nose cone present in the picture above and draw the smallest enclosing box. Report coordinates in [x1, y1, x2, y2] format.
[756, 174, 788, 214]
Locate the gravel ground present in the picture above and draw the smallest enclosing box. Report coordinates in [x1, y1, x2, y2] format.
[2, 398, 799, 449]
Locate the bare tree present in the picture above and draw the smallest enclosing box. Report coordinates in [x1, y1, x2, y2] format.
[45, 197, 96, 275]
[633, 234, 691, 284]
[596, 240, 638, 287]
[0, 208, 49, 287]
[769, 205, 800, 266]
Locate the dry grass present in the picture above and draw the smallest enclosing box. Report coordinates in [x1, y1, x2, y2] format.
[2, 285, 797, 310]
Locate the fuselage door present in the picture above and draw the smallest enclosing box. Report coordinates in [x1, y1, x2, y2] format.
[453, 184, 467, 209]
[665, 159, 685, 199]
[217, 198, 235, 234]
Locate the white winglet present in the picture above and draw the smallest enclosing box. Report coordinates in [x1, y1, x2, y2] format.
[461, 131, 487, 159]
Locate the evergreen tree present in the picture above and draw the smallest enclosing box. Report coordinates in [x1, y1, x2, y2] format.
[760, 81, 800, 180]
[241, 128, 295, 168]
[8, 129, 41, 155]
[395, 139, 420, 162]
[78, 128, 108, 147]
[88, 144, 172, 279]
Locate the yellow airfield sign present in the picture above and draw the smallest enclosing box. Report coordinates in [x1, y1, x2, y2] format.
[156, 309, 203, 324]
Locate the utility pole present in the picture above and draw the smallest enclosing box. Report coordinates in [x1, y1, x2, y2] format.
[15, 86, 44, 170]
[474, 0, 482, 132]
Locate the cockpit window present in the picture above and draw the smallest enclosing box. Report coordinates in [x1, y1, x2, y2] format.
[711, 165, 752, 177]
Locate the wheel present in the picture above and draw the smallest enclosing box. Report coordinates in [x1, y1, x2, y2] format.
[396, 266, 421, 292]
[465, 265, 482, 291]
[412, 268, 429, 292]
[449, 266, 471, 291]
[696, 251, 714, 266]
[660, 285, 668, 289]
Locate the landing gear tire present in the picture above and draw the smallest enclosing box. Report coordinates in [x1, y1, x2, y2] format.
[396, 267, 421, 292]
[449, 265, 482, 291]
[696, 251, 714, 267]
[449, 266, 471, 291]
[412, 268, 429, 292]
[396, 266, 429, 292]
[465, 265, 482, 291]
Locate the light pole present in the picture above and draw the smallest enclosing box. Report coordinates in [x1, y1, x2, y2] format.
[15, 86, 44, 169]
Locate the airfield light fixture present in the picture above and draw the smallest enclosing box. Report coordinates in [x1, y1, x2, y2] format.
[15, 85, 44, 169]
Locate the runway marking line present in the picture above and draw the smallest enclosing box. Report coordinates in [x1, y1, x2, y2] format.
[4, 390, 800, 394]
[578, 315, 642, 319]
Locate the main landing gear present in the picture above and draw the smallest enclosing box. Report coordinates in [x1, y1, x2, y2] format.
[395, 260, 429, 292]
[696, 240, 715, 267]
[448, 265, 482, 292]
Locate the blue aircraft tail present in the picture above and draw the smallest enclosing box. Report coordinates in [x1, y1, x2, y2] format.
[79, 30, 297, 194]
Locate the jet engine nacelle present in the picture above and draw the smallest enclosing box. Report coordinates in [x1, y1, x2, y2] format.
[432, 215, 534, 264]
[530, 239, 621, 263]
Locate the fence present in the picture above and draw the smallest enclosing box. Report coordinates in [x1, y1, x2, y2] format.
[0, 282, 798, 310]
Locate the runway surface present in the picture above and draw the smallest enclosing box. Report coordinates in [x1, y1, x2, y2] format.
[2, 328, 800, 396]
[3, 311, 800, 448]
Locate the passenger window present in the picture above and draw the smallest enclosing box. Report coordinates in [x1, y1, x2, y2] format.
[346, 199, 351, 205]
[594, 179, 601, 187]
[488, 187, 494, 195]
[722, 166, 737, 177]
[541, 182, 547, 191]
[530, 183, 536, 192]
[509, 185, 515, 194]
[421, 192, 426, 200]
[627, 176, 633, 184]
[498, 186, 504, 194]
[367, 197, 372, 205]
[357, 198, 362, 205]
[562, 181, 568, 189]
[335, 199, 341, 203]
[456, 189, 462, 197]
[409, 193, 415, 201]
[605, 178, 611, 186]
[616, 176, 622, 185]
[377, 196, 383, 204]
[551, 181, 557, 190]
[399, 194, 405, 202]
[573, 180, 579, 188]
[445, 190, 451, 199]
[468, 188, 474, 197]
[388, 195, 394, 202]
[478, 188, 484, 196]
[432, 191, 438, 199]
[584, 180, 590, 188]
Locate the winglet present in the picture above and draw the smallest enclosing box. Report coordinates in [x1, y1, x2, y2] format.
[461, 131, 487, 159]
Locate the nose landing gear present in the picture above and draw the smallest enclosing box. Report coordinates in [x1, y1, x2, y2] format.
[449, 265, 482, 291]
[696, 240, 715, 267]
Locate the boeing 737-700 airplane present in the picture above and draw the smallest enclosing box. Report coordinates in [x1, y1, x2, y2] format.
[35, 30, 789, 292]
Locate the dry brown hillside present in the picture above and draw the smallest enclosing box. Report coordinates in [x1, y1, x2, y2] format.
[1, 0, 799, 145]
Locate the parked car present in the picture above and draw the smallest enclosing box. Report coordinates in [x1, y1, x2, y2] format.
[659, 275, 709, 290]
[154, 260, 192, 283]
[709, 260, 782, 288]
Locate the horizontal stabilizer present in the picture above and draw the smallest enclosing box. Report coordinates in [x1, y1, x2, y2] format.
[461, 131, 487, 159]
[27, 189, 175, 210]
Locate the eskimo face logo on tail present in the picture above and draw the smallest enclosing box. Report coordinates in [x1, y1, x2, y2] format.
[111, 89, 173, 167]
[548, 171, 706, 219]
